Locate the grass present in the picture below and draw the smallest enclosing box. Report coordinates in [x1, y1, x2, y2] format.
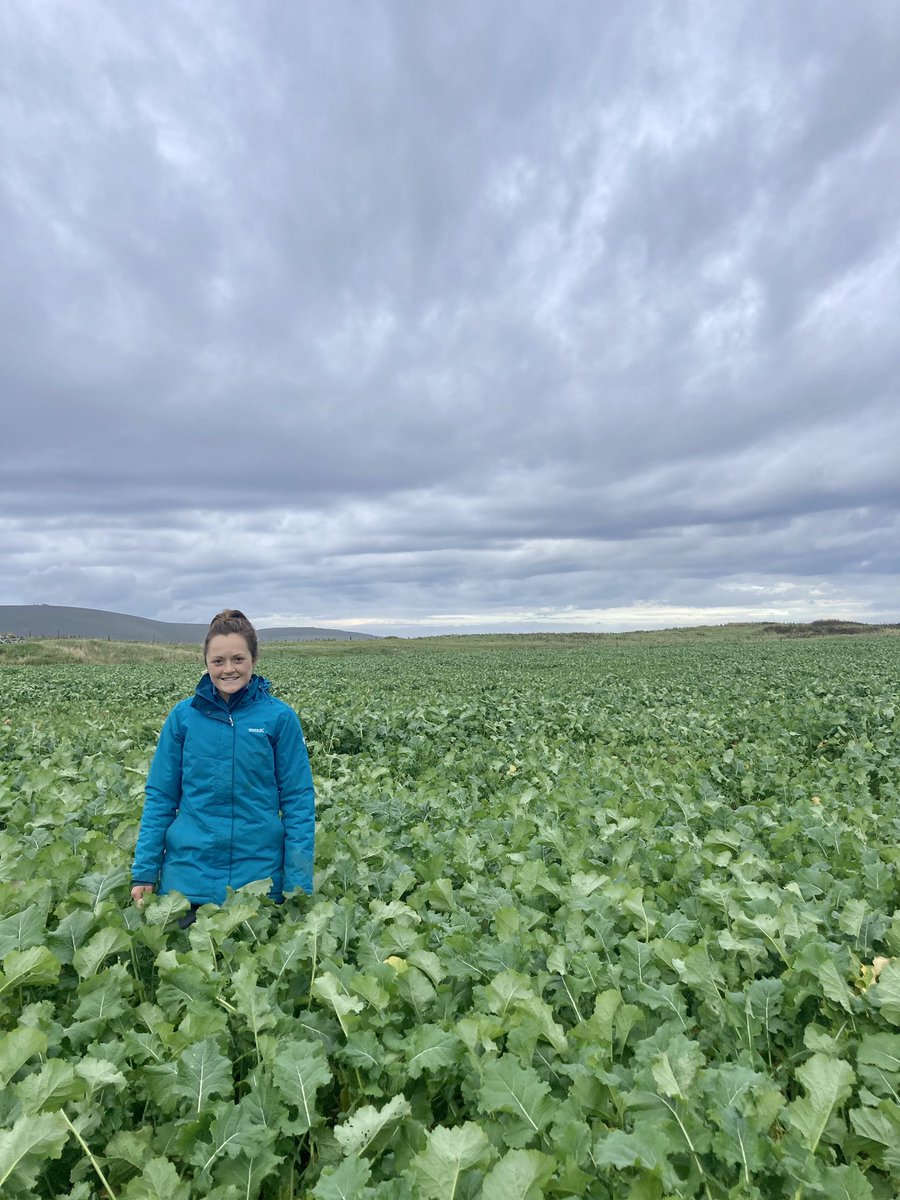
[0, 638, 202, 666]
[260, 620, 900, 655]
[1, 620, 896, 666]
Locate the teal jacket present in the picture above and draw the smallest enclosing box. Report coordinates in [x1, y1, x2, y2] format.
[132, 674, 315, 904]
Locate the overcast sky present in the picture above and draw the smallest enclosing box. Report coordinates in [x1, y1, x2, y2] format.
[1, 2, 898, 635]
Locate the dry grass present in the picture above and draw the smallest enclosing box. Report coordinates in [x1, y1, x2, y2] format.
[0, 638, 201, 666]
[1, 621, 896, 667]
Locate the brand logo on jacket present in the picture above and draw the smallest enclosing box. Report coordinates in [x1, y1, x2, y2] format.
[248, 727, 266, 734]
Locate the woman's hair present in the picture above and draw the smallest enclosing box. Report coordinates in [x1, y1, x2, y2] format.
[203, 609, 259, 662]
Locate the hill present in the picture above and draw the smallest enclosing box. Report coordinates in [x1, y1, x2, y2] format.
[0, 605, 375, 643]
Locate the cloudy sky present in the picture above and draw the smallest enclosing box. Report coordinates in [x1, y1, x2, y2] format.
[1, 2, 898, 635]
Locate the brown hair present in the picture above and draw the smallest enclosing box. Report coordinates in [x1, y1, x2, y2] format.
[203, 609, 259, 662]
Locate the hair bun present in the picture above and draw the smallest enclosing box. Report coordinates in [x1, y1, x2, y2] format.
[204, 609, 259, 661]
[212, 608, 249, 624]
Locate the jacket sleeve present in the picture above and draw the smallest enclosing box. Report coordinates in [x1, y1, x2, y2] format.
[132, 707, 184, 885]
[275, 706, 315, 894]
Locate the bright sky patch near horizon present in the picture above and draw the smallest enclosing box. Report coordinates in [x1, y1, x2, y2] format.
[1, 2, 898, 636]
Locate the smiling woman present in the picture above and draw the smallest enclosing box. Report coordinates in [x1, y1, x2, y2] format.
[130, 609, 316, 925]
[205, 632, 254, 695]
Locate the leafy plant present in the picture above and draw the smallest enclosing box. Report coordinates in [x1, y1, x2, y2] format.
[1, 637, 899, 1196]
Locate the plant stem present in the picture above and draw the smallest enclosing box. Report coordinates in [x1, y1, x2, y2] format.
[61, 1110, 117, 1200]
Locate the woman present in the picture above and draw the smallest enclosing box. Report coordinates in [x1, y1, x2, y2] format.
[131, 609, 315, 922]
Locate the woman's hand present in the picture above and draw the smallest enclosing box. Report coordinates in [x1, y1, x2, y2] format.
[131, 884, 154, 907]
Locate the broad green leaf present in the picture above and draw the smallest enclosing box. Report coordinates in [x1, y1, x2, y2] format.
[548, 1101, 592, 1166]
[478, 1056, 553, 1145]
[804, 1024, 846, 1055]
[123, 1028, 169, 1068]
[155, 961, 217, 1017]
[710, 1105, 769, 1182]
[672, 942, 725, 1015]
[849, 1099, 900, 1146]
[136, 1062, 179, 1112]
[405, 1024, 462, 1079]
[508, 996, 567, 1056]
[120, 1155, 190, 1200]
[407, 949, 445, 986]
[652, 1054, 685, 1100]
[230, 961, 278, 1038]
[615, 1002, 643, 1051]
[0, 945, 61, 994]
[73, 1055, 127, 1096]
[785, 1054, 855, 1152]
[651, 1035, 704, 1100]
[312, 972, 364, 1036]
[189, 1100, 276, 1177]
[481, 1148, 555, 1200]
[105, 1128, 155, 1172]
[411, 1122, 493, 1199]
[350, 970, 391, 1010]
[396, 963, 438, 1013]
[816, 955, 859, 1012]
[258, 928, 313, 983]
[272, 1039, 332, 1133]
[0, 1111, 69, 1192]
[0, 1025, 46, 1088]
[871, 960, 900, 1025]
[745, 976, 784, 1025]
[457, 1013, 504, 1057]
[638, 981, 688, 1029]
[212, 1145, 283, 1195]
[66, 965, 131, 1049]
[593, 1124, 672, 1172]
[47, 909, 95, 964]
[177, 1004, 228, 1045]
[484, 970, 535, 1018]
[818, 1162, 874, 1200]
[172, 1038, 232, 1116]
[15, 1058, 81, 1114]
[76, 866, 131, 910]
[0, 905, 46, 958]
[73, 925, 131, 978]
[839, 899, 869, 940]
[857, 1032, 900, 1074]
[794, 941, 854, 1012]
[571, 988, 621, 1045]
[545, 944, 566, 975]
[333, 1094, 411, 1157]
[241, 1064, 288, 1129]
[569, 872, 607, 899]
[312, 1154, 373, 1199]
[702, 1062, 770, 1116]
[141, 891, 191, 927]
[341, 1030, 386, 1074]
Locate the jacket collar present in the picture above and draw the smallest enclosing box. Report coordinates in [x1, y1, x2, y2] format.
[192, 672, 270, 715]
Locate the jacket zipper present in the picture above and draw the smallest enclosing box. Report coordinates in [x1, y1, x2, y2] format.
[228, 713, 235, 886]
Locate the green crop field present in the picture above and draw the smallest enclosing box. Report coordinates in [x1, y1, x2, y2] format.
[1, 634, 899, 1199]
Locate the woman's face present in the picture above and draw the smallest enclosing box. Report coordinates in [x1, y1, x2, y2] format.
[206, 633, 255, 700]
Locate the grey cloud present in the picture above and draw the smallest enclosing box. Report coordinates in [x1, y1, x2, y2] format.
[1, 1, 898, 630]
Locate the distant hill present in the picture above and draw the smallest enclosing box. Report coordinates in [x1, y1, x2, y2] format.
[0, 605, 376, 643]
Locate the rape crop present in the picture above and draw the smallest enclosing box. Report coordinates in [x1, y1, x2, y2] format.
[1, 635, 899, 1198]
